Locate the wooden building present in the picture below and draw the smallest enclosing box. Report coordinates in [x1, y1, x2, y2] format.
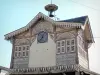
[1, 12, 99, 75]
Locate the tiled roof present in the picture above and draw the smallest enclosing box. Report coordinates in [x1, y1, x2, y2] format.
[59, 16, 88, 24]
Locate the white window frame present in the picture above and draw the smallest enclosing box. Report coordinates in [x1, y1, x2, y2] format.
[14, 45, 30, 58]
[66, 38, 75, 53]
[56, 40, 66, 54]
[70, 39, 75, 52]
[56, 41, 61, 54]
[60, 40, 65, 53]
[56, 38, 75, 54]
[66, 39, 71, 53]
[14, 52, 18, 58]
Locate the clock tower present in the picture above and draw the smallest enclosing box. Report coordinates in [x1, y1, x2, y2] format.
[3, 3, 99, 74]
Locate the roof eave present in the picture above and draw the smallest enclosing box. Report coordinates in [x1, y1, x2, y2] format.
[4, 12, 55, 40]
[87, 17, 95, 43]
[4, 13, 83, 40]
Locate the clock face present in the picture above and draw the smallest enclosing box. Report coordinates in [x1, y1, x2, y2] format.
[37, 31, 48, 43]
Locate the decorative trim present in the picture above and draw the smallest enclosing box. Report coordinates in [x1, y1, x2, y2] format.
[4, 12, 82, 40]
[4, 12, 55, 40]
[1, 65, 99, 75]
[10, 65, 79, 74]
[56, 22, 82, 28]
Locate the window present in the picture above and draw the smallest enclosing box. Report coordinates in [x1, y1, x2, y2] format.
[71, 46, 75, 52]
[23, 46, 25, 50]
[56, 39, 75, 54]
[14, 46, 30, 58]
[66, 39, 75, 53]
[23, 52, 25, 56]
[70, 39, 75, 52]
[27, 46, 29, 50]
[15, 52, 17, 57]
[56, 40, 65, 54]
[26, 51, 29, 56]
[57, 42, 60, 47]
[67, 47, 70, 52]
[15, 47, 18, 51]
[61, 40, 65, 53]
[57, 41, 61, 54]
[66, 39, 70, 53]
[62, 41, 65, 46]
[71, 40, 74, 45]
[19, 47, 21, 51]
[62, 47, 65, 52]
[57, 48, 60, 53]
[18, 52, 21, 57]
[67, 40, 70, 45]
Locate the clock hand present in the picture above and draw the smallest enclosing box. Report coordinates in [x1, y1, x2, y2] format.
[40, 35, 43, 41]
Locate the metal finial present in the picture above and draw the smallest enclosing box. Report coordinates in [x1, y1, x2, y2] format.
[45, 0, 58, 17]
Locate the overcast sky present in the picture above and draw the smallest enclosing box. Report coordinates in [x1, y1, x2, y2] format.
[0, 0, 100, 74]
